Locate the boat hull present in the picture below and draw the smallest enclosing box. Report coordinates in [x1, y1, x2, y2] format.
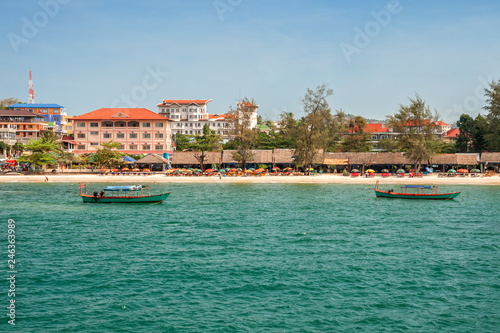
[81, 192, 170, 203]
[375, 190, 460, 200]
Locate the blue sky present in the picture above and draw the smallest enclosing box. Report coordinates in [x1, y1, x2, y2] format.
[1, 0, 499, 123]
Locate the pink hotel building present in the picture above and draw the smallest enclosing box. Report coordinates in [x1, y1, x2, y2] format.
[71, 108, 173, 154]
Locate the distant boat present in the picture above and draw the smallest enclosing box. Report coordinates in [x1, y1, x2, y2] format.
[79, 183, 170, 203]
[374, 181, 460, 200]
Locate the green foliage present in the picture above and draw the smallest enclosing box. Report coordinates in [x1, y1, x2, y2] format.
[341, 116, 371, 152]
[0, 141, 10, 155]
[483, 79, 500, 151]
[175, 133, 191, 151]
[189, 124, 222, 170]
[0, 97, 21, 109]
[93, 141, 123, 168]
[376, 138, 401, 152]
[294, 84, 334, 168]
[455, 114, 474, 152]
[386, 94, 440, 172]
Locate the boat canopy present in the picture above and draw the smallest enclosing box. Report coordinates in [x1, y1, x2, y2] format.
[104, 185, 142, 191]
[401, 185, 434, 189]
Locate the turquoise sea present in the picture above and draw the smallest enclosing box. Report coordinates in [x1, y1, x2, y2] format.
[1, 183, 499, 332]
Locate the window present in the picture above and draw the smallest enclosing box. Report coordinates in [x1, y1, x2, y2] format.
[77, 133, 85, 139]
[90, 143, 99, 146]
[28, 125, 33, 129]
[116, 133, 125, 139]
[127, 121, 139, 127]
[53, 109, 60, 113]
[90, 122, 99, 127]
[118, 145, 125, 150]
[129, 133, 138, 139]
[129, 144, 138, 150]
[142, 133, 151, 139]
[155, 123, 163, 128]
[102, 121, 113, 127]
[41, 109, 47, 113]
[103, 133, 112, 139]
[77, 145, 86, 150]
[90, 131, 98, 135]
[142, 145, 151, 150]
[155, 133, 164, 139]
[142, 122, 151, 128]
[115, 121, 126, 127]
[155, 145, 163, 150]
[77, 122, 86, 128]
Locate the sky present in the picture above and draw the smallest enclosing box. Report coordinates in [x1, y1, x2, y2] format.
[1, 0, 499, 123]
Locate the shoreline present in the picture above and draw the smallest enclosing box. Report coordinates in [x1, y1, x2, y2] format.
[1, 174, 499, 185]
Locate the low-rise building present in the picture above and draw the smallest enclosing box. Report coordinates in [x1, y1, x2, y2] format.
[0, 109, 48, 144]
[9, 103, 67, 133]
[71, 108, 173, 155]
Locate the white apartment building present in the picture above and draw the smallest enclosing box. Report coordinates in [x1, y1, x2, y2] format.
[157, 99, 259, 137]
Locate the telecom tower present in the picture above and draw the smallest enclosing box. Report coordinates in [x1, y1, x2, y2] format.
[28, 70, 35, 104]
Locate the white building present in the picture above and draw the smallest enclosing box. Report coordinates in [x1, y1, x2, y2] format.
[156, 99, 259, 137]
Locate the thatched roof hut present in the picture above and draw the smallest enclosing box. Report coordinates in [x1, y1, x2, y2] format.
[272, 149, 294, 164]
[431, 154, 478, 166]
[135, 154, 169, 165]
[323, 152, 409, 166]
[171, 151, 222, 165]
[480, 152, 500, 164]
[221, 150, 273, 164]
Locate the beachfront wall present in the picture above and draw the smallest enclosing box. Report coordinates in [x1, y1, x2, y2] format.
[480, 152, 500, 171]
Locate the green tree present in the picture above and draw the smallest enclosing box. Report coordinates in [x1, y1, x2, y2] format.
[341, 116, 371, 152]
[0, 98, 21, 109]
[386, 94, 440, 172]
[225, 97, 258, 169]
[294, 84, 333, 170]
[483, 79, 500, 151]
[18, 136, 62, 169]
[0, 141, 10, 156]
[376, 138, 401, 152]
[190, 124, 222, 170]
[455, 114, 474, 152]
[174, 133, 191, 151]
[472, 114, 488, 153]
[93, 141, 123, 168]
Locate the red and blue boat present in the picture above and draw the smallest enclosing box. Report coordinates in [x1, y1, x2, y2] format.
[374, 181, 460, 200]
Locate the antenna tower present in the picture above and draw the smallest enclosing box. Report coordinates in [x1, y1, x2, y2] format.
[28, 70, 35, 104]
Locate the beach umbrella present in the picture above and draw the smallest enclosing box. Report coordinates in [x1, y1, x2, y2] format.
[350, 169, 359, 173]
[143, 168, 151, 173]
[230, 168, 238, 172]
[366, 169, 375, 173]
[284, 167, 292, 171]
[457, 169, 468, 173]
[237, 168, 242, 172]
[448, 169, 456, 173]
[244, 169, 252, 173]
[219, 169, 226, 173]
[132, 168, 140, 172]
[248, 168, 255, 171]
[381, 169, 389, 173]
[272, 167, 280, 171]
[121, 167, 130, 171]
[100, 168, 108, 172]
[397, 169, 405, 173]
[111, 168, 119, 172]
[194, 169, 202, 173]
[205, 168, 215, 173]
[409, 169, 415, 172]
[471, 169, 481, 173]
[174, 169, 183, 174]
[255, 168, 266, 173]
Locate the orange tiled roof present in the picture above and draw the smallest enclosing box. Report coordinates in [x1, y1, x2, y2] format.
[443, 128, 460, 138]
[157, 100, 212, 107]
[71, 108, 169, 121]
[347, 123, 389, 133]
[208, 114, 227, 120]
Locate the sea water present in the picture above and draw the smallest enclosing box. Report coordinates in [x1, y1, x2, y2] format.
[0, 183, 499, 332]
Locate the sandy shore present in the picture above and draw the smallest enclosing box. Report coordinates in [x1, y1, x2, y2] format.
[1, 173, 499, 185]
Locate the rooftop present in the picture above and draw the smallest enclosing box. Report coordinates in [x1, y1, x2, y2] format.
[71, 108, 170, 121]
[10, 103, 65, 109]
[157, 100, 213, 107]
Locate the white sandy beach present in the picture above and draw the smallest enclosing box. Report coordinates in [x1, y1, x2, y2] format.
[1, 173, 499, 185]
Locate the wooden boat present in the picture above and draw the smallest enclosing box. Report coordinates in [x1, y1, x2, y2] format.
[374, 181, 460, 200]
[79, 183, 170, 203]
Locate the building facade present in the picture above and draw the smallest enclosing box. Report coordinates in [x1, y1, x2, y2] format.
[0, 109, 48, 144]
[9, 103, 67, 133]
[156, 99, 259, 138]
[71, 108, 173, 154]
